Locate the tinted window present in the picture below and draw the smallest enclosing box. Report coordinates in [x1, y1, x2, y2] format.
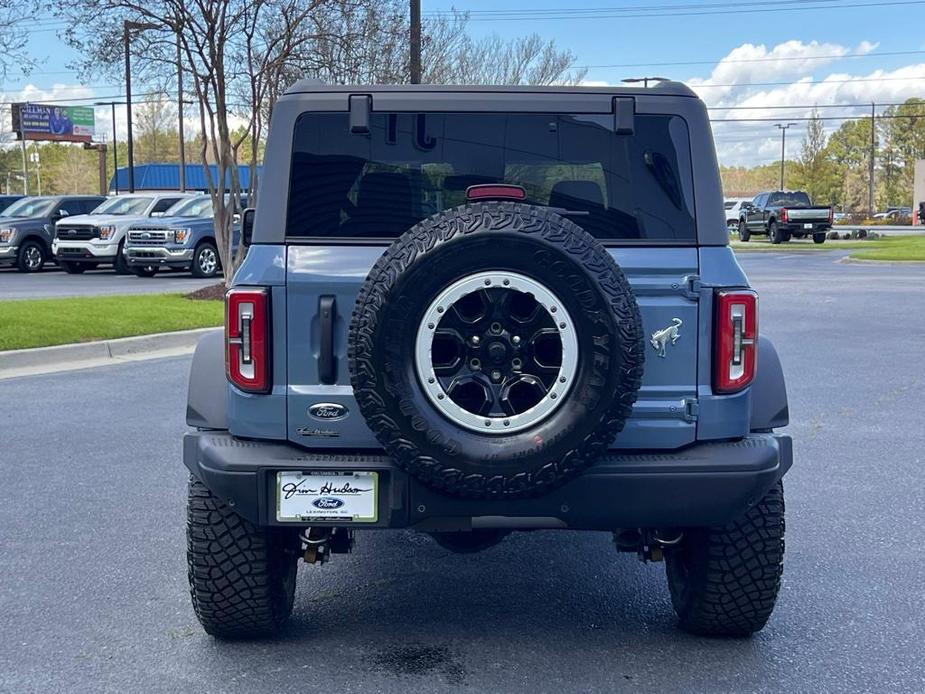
[2, 197, 55, 217]
[287, 112, 696, 241]
[151, 197, 183, 214]
[769, 191, 811, 207]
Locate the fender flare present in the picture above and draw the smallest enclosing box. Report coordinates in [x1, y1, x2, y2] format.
[186, 331, 228, 430]
[750, 336, 789, 431]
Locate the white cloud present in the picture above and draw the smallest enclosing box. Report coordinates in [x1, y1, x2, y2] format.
[682, 41, 925, 167]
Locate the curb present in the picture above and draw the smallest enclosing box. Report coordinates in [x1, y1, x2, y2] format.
[837, 256, 925, 266]
[0, 327, 220, 375]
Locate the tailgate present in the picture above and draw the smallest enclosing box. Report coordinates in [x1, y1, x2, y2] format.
[284, 245, 699, 451]
[786, 207, 830, 222]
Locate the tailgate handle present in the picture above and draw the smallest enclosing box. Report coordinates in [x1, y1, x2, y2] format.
[319, 295, 337, 384]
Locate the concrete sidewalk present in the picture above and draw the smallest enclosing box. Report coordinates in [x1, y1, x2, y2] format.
[0, 327, 219, 380]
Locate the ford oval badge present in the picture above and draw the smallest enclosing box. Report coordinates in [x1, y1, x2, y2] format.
[312, 497, 345, 510]
[308, 403, 349, 421]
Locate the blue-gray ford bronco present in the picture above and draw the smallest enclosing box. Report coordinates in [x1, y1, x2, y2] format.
[184, 82, 791, 639]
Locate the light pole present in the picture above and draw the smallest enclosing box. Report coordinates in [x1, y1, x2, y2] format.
[410, 0, 421, 84]
[124, 20, 158, 193]
[622, 76, 670, 88]
[95, 100, 124, 193]
[176, 31, 186, 192]
[775, 122, 797, 191]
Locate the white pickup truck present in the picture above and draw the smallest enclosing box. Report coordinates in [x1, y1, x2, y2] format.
[52, 193, 193, 274]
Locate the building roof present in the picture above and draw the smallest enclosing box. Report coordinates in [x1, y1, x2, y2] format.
[109, 163, 262, 192]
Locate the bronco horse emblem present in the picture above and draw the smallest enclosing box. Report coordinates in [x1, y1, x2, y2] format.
[650, 318, 683, 358]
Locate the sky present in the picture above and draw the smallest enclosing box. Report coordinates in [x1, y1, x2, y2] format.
[2, 0, 924, 168]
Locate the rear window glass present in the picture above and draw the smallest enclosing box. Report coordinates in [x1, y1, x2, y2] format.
[770, 192, 811, 206]
[286, 112, 696, 242]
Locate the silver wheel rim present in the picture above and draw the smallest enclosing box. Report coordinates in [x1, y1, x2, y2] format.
[24, 246, 41, 270]
[198, 247, 217, 275]
[414, 271, 578, 434]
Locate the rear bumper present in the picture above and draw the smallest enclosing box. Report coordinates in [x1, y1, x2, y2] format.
[125, 246, 193, 268]
[781, 222, 830, 233]
[184, 432, 793, 530]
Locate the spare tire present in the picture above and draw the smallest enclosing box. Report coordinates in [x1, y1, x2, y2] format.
[348, 202, 644, 499]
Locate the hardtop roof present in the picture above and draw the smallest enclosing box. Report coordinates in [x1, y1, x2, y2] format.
[283, 80, 698, 99]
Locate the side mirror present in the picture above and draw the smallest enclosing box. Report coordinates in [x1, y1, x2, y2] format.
[55, 209, 70, 220]
[241, 208, 255, 247]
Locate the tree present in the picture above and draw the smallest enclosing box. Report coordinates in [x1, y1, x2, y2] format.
[59, 1, 585, 282]
[134, 93, 179, 164]
[825, 118, 874, 213]
[59, 0, 334, 284]
[0, 1, 36, 77]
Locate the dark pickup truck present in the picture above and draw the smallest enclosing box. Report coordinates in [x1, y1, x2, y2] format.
[738, 190, 833, 244]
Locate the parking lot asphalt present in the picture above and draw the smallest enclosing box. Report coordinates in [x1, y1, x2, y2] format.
[0, 266, 216, 300]
[1, 251, 924, 693]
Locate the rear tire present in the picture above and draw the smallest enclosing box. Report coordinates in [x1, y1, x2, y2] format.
[60, 261, 86, 274]
[17, 240, 45, 273]
[186, 476, 299, 639]
[769, 221, 789, 244]
[665, 481, 785, 637]
[737, 220, 750, 242]
[813, 233, 826, 244]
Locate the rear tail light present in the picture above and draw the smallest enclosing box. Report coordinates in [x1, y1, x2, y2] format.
[226, 287, 270, 393]
[713, 289, 758, 394]
[828, 208, 834, 223]
[779, 208, 788, 223]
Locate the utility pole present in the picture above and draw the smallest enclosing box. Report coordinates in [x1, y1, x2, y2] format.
[20, 138, 29, 196]
[410, 0, 422, 84]
[124, 23, 135, 193]
[177, 31, 186, 192]
[869, 102, 876, 215]
[95, 101, 123, 193]
[775, 122, 797, 190]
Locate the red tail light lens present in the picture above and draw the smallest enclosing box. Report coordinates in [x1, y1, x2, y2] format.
[713, 289, 758, 394]
[779, 208, 788, 223]
[226, 287, 270, 393]
[828, 208, 834, 223]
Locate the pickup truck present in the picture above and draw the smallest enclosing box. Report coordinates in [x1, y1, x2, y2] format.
[123, 194, 243, 278]
[738, 191, 833, 244]
[0, 195, 107, 272]
[52, 193, 192, 274]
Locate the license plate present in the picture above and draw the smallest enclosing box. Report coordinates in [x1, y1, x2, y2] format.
[276, 471, 378, 523]
[803, 223, 813, 229]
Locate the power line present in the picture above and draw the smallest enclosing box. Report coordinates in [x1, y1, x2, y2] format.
[427, 0, 925, 21]
[707, 101, 922, 110]
[710, 113, 925, 123]
[692, 75, 925, 88]
[576, 48, 925, 69]
[429, 0, 848, 16]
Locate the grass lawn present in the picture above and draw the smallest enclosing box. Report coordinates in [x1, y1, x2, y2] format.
[847, 236, 925, 262]
[730, 237, 885, 252]
[0, 293, 223, 351]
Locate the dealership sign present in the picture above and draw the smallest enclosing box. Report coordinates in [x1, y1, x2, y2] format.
[12, 103, 96, 143]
